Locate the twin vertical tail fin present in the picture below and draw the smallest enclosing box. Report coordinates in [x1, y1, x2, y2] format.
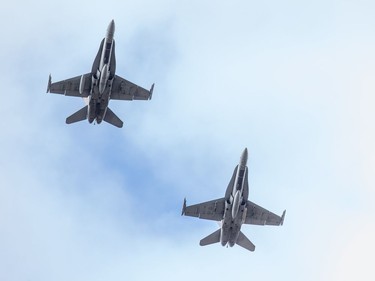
[66, 105, 88, 124]
[103, 107, 123, 128]
[199, 229, 255, 251]
[236, 231, 255, 251]
[199, 229, 221, 246]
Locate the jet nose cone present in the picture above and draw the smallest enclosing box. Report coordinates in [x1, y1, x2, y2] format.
[240, 148, 248, 166]
[107, 20, 115, 39]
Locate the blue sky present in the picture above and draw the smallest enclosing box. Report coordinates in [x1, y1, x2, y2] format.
[1, 0, 375, 280]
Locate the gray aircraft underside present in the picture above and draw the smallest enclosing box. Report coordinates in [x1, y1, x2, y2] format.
[182, 148, 286, 252]
[47, 20, 154, 128]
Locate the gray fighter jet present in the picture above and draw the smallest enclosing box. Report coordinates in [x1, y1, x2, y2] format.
[182, 148, 286, 251]
[47, 20, 154, 128]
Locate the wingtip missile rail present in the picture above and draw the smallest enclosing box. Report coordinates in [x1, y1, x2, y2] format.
[47, 74, 52, 93]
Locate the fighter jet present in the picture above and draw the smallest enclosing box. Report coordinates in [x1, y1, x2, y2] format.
[47, 20, 154, 128]
[182, 148, 286, 252]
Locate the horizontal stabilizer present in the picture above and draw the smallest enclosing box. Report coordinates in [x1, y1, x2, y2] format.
[103, 107, 123, 128]
[236, 231, 255, 251]
[200, 229, 221, 246]
[66, 106, 88, 124]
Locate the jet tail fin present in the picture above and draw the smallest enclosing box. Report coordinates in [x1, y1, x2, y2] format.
[236, 231, 255, 251]
[103, 107, 123, 128]
[66, 105, 88, 124]
[200, 229, 221, 246]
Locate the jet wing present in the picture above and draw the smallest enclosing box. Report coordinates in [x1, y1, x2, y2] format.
[245, 200, 285, 226]
[111, 75, 153, 101]
[47, 73, 91, 97]
[182, 198, 226, 221]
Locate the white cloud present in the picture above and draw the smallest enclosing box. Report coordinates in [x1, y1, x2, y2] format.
[1, 1, 375, 280]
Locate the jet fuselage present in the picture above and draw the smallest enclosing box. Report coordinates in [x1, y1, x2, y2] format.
[221, 148, 249, 247]
[88, 20, 116, 124]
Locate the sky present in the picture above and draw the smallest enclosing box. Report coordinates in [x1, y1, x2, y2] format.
[1, 0, 375, 280]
